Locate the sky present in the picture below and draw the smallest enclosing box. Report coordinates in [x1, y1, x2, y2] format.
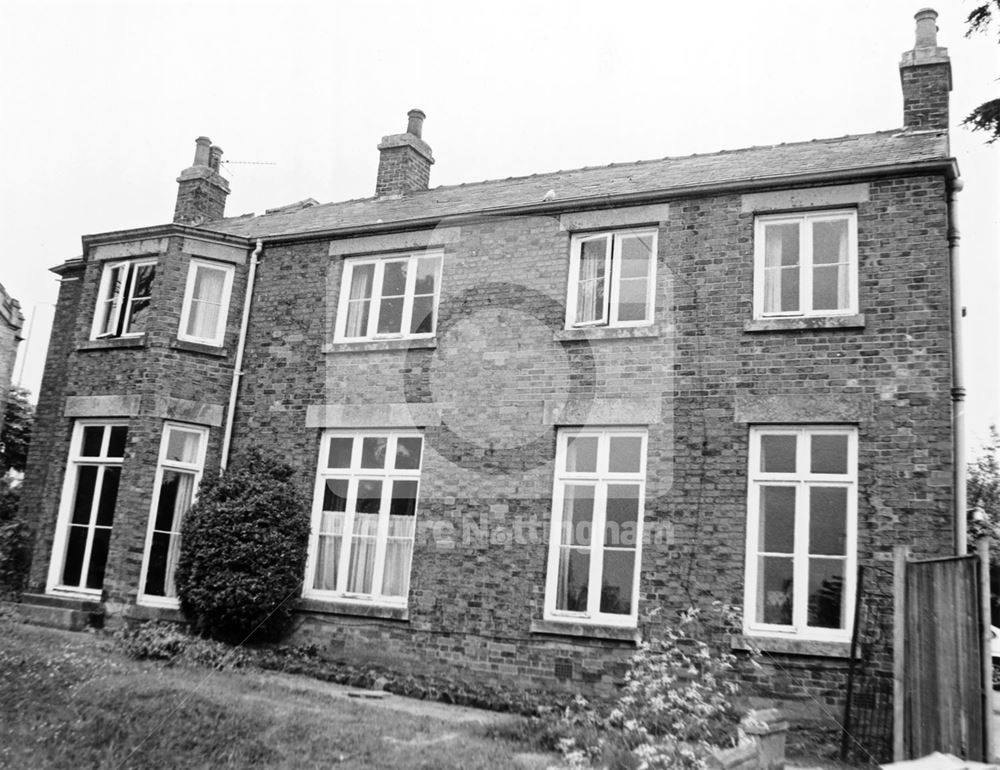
[0, 0, 997, 451]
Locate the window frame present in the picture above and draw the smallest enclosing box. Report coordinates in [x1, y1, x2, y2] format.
[543, 428, 648, 628]
[90, 258, 158, 340]
[304, 430, 424, 607]
[743, 425, 858, 642]
[565, 228, 657, 330]
[177, 259, 235, 347]
[333, 251, 444, 342]
[137, 422, 209, 608]
[46, 420, 129, 597]
[752, 209, 858, 320]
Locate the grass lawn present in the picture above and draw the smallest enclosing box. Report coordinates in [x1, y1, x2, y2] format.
[0, 620, 549, 769]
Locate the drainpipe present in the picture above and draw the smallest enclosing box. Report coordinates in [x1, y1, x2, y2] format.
[949, 180, 966, 554]
[220, 238, 262, 474]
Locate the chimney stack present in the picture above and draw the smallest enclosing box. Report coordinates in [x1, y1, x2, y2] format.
[375, 109, 434, 198]
[174, 136, 230, 224]
[899, 8, 951, 132]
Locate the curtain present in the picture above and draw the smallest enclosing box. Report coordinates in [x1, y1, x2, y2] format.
[313, 511, 344, 591]
[186, 267, 224, 339]
[381, 516, 415, 597]
[835, 224, 849, 309]
[576, 240, 606, 324]
[345, 265, 374, 337]
[162, 472, 195, 597]
[763, 229, 784, 313]
[346, 513, 379, 593]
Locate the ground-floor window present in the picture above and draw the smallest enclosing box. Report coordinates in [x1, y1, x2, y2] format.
[744, 425, 857, 640]
[50, 422, 128, 594]
[138, 423, 208, 606]
[543, 428, 647, 627]
[305, 431, 423, 606]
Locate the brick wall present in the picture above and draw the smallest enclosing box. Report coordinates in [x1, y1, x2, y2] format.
[901, 63, 951, 132]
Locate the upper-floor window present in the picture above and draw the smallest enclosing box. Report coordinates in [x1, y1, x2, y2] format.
[91, 259, 156, 339]
[744, 425, 857, 641]
[753, 210, 858, 318]
[544, 428, 647, 627]
[178, 260, 235, 347]
[566, 230, 656, 329]
[334, 252, 443, 341]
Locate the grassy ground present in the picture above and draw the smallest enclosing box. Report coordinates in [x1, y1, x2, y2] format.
[0, 620, 548, 769]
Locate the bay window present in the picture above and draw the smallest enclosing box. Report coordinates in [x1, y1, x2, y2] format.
[91, 259, 156, 339]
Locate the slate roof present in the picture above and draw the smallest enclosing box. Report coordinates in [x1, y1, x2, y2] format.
[202, 129, 950, 240]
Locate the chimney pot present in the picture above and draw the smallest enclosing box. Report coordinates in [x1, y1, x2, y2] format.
[209, 145, 223, 172]
[914, 8, 939, 48]
[407, 109, 426, 139]
[193, 136, 212, 166]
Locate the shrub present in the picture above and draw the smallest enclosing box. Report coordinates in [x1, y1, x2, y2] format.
[115, 621, 252, 670]
[174, 450, 310, 642]
[0, 481, 31, 598]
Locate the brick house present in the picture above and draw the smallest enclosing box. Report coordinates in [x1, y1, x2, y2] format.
[18, 10, 962, 703]
[0, 283, 24, 437]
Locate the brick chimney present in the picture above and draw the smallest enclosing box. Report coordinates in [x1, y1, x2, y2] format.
[173, 136, 230, 224]
[899, 8, 951, 132]
[375, 109, 434, 198]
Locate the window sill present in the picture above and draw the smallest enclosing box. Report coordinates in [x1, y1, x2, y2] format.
[323, 338, 438, 354]
[553, 324, 661, 343]
[170, 339, 229, 357]
[531, 618, 641, 644]
[126, 604, 186, 623]
[744, 314, 865, 333]
[77, 336, 147, 351]
[296, 597, 409, 621]
[731, 634, 853, 658]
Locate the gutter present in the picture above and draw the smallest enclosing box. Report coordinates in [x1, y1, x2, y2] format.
[220, 238, 262, 474]
[948, 180, 966, 553]
[207, 158, 960, 247]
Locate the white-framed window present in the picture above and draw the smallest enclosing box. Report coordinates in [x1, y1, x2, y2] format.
[744, 426, 857, 641]
[47, 422, 129, 595]
[305, 431, 424, 605]
[91, 259, 157, 339]
[565, 229, 656, 329]
[543, 428, 647, 627]
[753, 210, 858, 318]
[334, 252, 443, 341]
[138, 423, 209, 607]
[177, 260, 235, 346]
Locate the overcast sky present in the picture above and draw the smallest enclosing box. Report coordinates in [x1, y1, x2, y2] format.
[1, 0, 996, 450]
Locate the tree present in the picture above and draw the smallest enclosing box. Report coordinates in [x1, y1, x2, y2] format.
[174, 450, 311, 642]
[964, 2, 1000, 141]
[967, 426, 1000, 622]
[1, 386, 34, 475]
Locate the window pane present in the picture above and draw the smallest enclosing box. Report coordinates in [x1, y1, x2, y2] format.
[764, 223, 799, 267]
[560, 484, 594, 546]
[346, 526, 377, 594]
[104, 428, 126, 459]
[409, 295, 434, 334]
[808, 557, 846, 629]
[186, 299, 221, 340]
[127, 298, 150, 333]
[809, 487, 847, 555]
[555, 548, 590, 612]
[811, 434, 848, 474]
[327, 438, 354, 469]
[381, 537, 413, 597]
[85, 527, 111, 590]
[414, 256, 439, 294]
[616, 277, 648, 322]
[193, 265, 225, 301]
[71, 466, 98, 524]
[153, 470, 183, 531]
[608, 436, 642, 473]
[313, 531, 342, 591]
[165, 429, 200, 464]
[600, 550, 634, 615]
[322, 478, 349, 512]
[758, 555, 793, 625]
[355, 479, 383, 513]
[619, 235, 652, 278]
[348, 264, 375, 301]
[377, 296, 404, 334]
[345, 299, 371, 338]
[132, 264, 156, 298]
[760, 434, 796, 473]
[95, 467, 121, 527]
[759, 486, 795, 553]
[144, 531, 173, 597]
[389, 479, 418, 517]
[81, 426, 105, 457]
[394, 437, 422, 469]
[575, 238, 607, 324]
[812, 264, 843, 311]
[62, 526, 87, 586]
[360, 438, 388, 469]
[380, 261, 408, 297]
[605, 484, 639, 547]
[812, 220, 848, 265]
[564, 436, 598, 473]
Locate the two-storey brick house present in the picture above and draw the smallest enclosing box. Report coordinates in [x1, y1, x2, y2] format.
[18, 10, 961, 703]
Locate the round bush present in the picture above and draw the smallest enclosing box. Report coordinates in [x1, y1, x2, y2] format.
[175, 450, 311, 642]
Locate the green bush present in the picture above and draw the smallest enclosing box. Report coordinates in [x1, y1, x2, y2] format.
[174, 450, 310, 642]
[0, 481, 31, 598]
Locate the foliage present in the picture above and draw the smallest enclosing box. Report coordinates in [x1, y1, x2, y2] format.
[1, 386, 33, 474]
[174, 450, 311, 642]
[115, 621, 251, 670]
[0, 479, 30, 597]
[541, 605, 749, 770]
[967, 426, 1000, 549]
[964, 2, 1000, 141]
